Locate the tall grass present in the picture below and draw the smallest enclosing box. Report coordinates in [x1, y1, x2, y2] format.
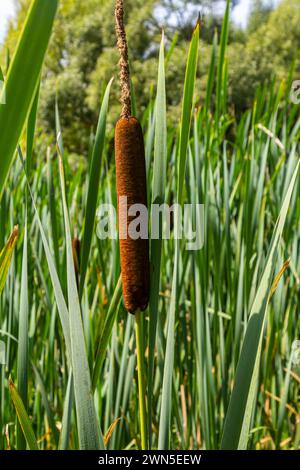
[0, 0, 299, 450]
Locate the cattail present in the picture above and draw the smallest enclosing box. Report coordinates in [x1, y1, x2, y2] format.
[115, 0, 149, 314]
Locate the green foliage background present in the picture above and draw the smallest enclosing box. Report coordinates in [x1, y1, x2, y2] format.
[2, 0, 300, 153]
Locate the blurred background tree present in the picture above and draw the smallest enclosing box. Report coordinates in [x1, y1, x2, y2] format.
[1, 0, 300, 153]
[247, 0, 273, 33]
[228, 0, 300, 112]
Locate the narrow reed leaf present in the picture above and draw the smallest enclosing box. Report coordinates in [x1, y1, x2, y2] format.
[16, 223, 28, 450]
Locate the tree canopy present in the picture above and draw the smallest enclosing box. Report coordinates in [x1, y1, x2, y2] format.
[2, 0, 300, 152]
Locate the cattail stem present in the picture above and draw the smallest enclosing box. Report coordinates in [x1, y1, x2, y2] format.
[115, 0, 150, 450]
[135, 309, 148, 450]
[115, 0, 149, 447]
[115, 0, 131, 118]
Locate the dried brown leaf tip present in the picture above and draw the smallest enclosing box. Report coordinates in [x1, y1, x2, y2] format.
[194, 12, 202, 32]
[8, 225, 19, 249]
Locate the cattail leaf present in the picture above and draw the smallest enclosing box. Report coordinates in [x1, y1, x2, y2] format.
[0, 0, 58, 199]
[32, 363, 59, 448]
[276, 355, 293, 446]
[18, 148, 72, 360]
[59, 372, 74, 450]
[216, 0, 230, 122]
[165, 31, 179, 66]
[109, 315, 134, 449]
[148, 32, 167, 447]
[26, 81, 40, 177]
[92, 277, 122, 391]
[9, 378, 39, 450]
[158, 22, 199, 450]
[158, 245, 179, 450]
[79, 78, 113, 299]
[57, 144, 104, 450]
[47, 148, 60, 271]
[177, 19, 199, 204]
[205, 31, 217, 113]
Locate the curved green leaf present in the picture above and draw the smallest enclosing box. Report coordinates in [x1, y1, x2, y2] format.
[0, 0, 58, 199]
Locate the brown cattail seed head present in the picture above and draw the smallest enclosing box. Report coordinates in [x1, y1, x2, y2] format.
[115, 116, 150, 313]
